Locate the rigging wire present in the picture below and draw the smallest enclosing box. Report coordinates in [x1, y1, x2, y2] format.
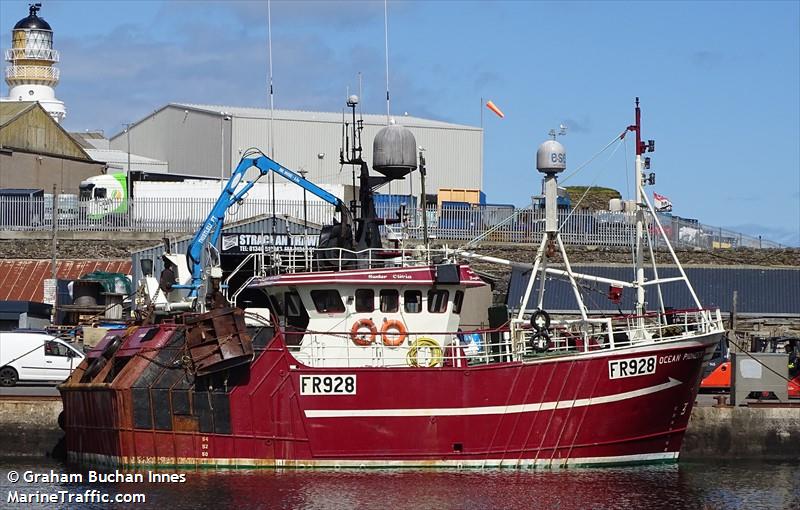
[558, 131, 627, 185]
[557, 137, 624, 229]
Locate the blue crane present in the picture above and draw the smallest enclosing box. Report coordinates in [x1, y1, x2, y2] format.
[172, 148, 350, 299]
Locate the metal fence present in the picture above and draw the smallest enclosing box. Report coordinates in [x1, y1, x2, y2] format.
[0, 195, 785, 249]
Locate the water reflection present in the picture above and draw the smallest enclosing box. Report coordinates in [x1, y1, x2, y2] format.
[1, 458, 797, 510]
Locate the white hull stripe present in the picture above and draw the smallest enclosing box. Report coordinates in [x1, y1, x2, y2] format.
[69, 451, 679, 469]
[304, 377, 682, 418]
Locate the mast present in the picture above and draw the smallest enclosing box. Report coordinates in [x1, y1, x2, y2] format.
[633, 98, 646, 318]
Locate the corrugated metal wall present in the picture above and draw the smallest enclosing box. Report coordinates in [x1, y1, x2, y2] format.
[130, 215, 320, 291]
[231, 116, 482, 192]
[109, 106, 229, 178]
[111, 106, 480, 192]
[506, 264, 800, 316]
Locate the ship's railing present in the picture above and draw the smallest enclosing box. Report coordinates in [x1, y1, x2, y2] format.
[268, 309, 723, 368]
[0, 195, 785, 249]
[285, 327, 517, 368]
[511, 308, 724, 357]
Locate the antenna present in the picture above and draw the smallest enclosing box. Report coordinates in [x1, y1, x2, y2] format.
[384, 0, 391, 123]
[267, 0, 275, 158]
[267, 0, 277, 236]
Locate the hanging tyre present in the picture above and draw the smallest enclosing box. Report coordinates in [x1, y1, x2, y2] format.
[529, 331, 551, 353]
[530, 309, 551, 332]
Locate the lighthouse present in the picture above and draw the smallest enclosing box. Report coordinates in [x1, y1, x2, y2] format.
[2, 3, 66, 123]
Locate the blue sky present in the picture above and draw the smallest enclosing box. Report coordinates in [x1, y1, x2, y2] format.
[2, 0, 798, 245]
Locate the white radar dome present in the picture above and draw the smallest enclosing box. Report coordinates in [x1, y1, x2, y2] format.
[536, 140, 566, 174]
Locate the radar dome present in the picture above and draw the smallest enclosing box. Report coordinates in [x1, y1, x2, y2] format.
[372, 124, 417, 179]
[536, 139, 566, 174]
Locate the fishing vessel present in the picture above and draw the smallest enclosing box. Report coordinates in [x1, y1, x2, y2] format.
[59, 99, 725, 468]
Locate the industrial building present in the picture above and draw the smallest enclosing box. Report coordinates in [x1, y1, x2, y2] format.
[108, 103, 483, 195]
[0, 101, 103, 191]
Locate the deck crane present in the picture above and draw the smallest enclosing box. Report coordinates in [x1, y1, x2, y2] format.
[144, 148, 352, 312]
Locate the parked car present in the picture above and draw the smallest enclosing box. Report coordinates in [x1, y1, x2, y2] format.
[0, 332, 84, 386]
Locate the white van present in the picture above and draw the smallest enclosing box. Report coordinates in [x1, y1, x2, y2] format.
[0, 332, 84, 386]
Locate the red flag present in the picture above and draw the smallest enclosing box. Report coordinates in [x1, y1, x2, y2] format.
[653, 192, 673, 212]
[486, 100, 504, 118]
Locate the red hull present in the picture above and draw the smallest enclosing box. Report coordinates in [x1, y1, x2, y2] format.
[61, 326, 720, 468]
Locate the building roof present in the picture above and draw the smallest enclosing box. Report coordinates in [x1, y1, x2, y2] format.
[1, 102, 92, 161]
[0, 260, 131, 302]
[174, 103, 480, 131]
[14, 6, 52, 31]
[0, 102, 36, 127]
[70, 131, 110, 150]
[84, 149, 169, 173]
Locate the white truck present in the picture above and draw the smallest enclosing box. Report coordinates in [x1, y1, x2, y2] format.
[0, 332, 84, 386]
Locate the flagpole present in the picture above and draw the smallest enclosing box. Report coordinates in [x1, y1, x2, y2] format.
[480, 97, 484, 191]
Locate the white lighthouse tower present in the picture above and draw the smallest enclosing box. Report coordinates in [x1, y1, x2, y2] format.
[2, 3, 66, 123]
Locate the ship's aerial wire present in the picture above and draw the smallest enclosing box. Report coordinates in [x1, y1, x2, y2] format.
[267, 0, 276, 236]
[384, 0, 390, 123]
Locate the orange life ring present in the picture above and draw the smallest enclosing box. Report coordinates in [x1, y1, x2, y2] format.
[381, 320, 408, 347]
[350, 319, 377, 346]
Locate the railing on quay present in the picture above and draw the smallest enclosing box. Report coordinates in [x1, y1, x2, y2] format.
[0, 195, 785, 249]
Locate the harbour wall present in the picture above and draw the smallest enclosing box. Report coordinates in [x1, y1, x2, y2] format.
[1, 397, 798, 460]
[681, 405, 800, 460]
[0, 398, 62, 458]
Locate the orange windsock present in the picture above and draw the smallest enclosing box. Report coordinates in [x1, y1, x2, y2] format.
[486, 100, 505, 118]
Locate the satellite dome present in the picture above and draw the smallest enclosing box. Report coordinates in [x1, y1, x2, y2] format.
[536, 139, 567, 174]
[14, 5, 52, 31]
[372, 123, 417, 179]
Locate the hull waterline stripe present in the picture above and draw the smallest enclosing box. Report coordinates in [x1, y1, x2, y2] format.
[69, 451, 679, 469]
[304, 377, 683, 418]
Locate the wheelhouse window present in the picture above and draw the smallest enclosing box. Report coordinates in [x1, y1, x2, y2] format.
[355, 289, 374, 313]
[310, 289, 345, 314]
[266, 293, 283, 316]
[285, 291, 303, 318]
[428, 289, 450, 313]
[453, 290, 464, 314]
[404, 290, 422, 313]
[380, 289, 399, 313]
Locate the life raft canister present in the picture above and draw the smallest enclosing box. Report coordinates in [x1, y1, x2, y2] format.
[381, 319, 408, 347]
[350, 319, 378, 346]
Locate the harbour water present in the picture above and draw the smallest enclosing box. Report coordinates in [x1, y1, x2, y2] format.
[1, 457, 798, 509]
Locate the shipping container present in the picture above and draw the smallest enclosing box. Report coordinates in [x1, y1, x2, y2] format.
[436, 188, 486, 209]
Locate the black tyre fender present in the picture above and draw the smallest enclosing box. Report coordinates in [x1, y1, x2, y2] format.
[57, 411, 66, 431]
[530, 309, 551, 332]
[529, 331, 551, 353]
[0, 366, 18, 387]
[101, 336, 123, 360]
[82, 356, 107, 382]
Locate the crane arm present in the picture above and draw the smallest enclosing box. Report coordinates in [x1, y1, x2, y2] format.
[176, 150, 348, 297]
